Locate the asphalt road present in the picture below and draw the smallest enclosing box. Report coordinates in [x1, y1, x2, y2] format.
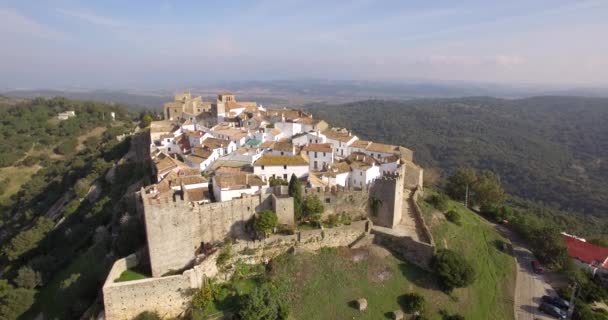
[512, 241, 556, 320]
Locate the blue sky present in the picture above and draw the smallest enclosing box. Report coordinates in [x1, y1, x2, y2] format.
[1, 0, 607, 89]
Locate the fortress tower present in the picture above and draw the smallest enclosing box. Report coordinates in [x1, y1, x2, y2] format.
[369, 164, 405, 228]
[141, 189, 197, 277]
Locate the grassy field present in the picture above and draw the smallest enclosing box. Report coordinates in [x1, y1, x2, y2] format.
[0, 165, 40, 203]
[115, 269, 148, 282]
[262, 195, 516, 320]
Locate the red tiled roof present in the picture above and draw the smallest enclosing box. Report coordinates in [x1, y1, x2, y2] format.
[563, 234, 608, 269]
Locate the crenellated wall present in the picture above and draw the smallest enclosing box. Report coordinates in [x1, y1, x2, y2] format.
[142, 191, 273, 277]
[104, 221, 369, 320]
[102, 251, 220, 320]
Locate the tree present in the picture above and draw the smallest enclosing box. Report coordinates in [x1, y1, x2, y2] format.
[428, 193, 450, 211]
[398, 292, 426, 313]
[431, 249, 476, 292]
[14, 266, 41, 289]
[269, 176, 288, 187]
[140, 112, 153, 128]
[253, 210, 278, 237]
[303, 195, 324, 225]
[471, 170, 505, 209]
[0, 280, 35, 320]
[288, 174, 302, 221]
[54, 138, 77, 155]
[445, 167, 477, 206]
[238, 283, 290, 320]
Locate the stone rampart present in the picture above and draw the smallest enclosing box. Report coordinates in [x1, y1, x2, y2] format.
[370, 229, 435, 271]
[104, 221, 369, 320]
[302, 186, 370, 220]
[103, 252, 220, 320]
[411, 188, 434, 246]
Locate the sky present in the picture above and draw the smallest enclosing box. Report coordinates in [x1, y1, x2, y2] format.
[1, 0, 608, 89]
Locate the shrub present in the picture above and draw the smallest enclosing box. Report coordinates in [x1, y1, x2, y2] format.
[253, 210, 278, 237]
[444, 210, 462, 226]
[339, 212, 352, 225]
[14, 266, 42, 289]
[431, 249, 476, 292]
[238, 283, 290, 320]
[398, 292, 426, 313]
[191, 279, 219, 311]
[132, 311, 161, 320]
[428, 193, 450, 211]
[216, 242, 233, 268]
[269, 176, 288, 186]
[327, 214, 339, 227]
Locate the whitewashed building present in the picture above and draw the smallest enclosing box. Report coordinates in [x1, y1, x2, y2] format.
[302, 143, 333, 171]
[253, 155, 309, 181]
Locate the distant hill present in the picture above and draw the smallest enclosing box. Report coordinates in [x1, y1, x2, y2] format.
[2, 90, 171, 110]
[302, 96, 608, 232]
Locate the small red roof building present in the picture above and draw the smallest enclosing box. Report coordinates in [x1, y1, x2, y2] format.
[563, 233, 608, 269]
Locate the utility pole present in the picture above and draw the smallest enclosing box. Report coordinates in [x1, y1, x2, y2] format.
[567, 282, 578, 319]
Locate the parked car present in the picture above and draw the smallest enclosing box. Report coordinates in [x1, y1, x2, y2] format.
[542, 295, 570, 310]
[531, 260, 544, 274]
[539, 302, 567, 319]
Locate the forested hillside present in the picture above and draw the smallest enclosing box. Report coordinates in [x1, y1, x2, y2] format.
[0, 98, 150, 319]
[303, 96, 608, 235]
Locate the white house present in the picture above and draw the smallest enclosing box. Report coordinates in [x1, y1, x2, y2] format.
[323, 128, 358, 159]
[302, 143, 333, 171]
[210, 125, 249, 147]
[184, 146, 220, 171]
[275, 121, 302, 139]
[292, 131, 327, 146]
[265, 128, 284, 142]
[346, 153, 380, 188]
[379, 155, 400, 174]
[201, 137, 237, 156]
[262, 141, 296, 156]
[186, 130, 213, 147]
[212, 173, 267, 202]
[253, 155, 309, 181]
[321, 161, 350, 187]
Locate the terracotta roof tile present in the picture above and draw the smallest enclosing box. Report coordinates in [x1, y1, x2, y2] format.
[254, 155, 308, 166]
[302, 143, 332, 153]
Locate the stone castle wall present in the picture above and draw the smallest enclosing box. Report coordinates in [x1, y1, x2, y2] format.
[370, 229, 435, 271]
[104, 221, 369, 320]
[302, 186, 370, 220]
[143, 193, 272, 277]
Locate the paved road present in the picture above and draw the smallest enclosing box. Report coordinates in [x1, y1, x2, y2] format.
[489, 224, 557, 320]
[511, 240, 556, 320]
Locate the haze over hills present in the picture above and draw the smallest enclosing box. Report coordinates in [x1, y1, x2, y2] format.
[302, 96, 608, 235]
[4, 80, 608, 110]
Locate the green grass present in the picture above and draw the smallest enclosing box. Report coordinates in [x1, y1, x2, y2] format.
[261, 194, 515, 320]
[0, 165, 40, 203]
[115, 269, 148, 282]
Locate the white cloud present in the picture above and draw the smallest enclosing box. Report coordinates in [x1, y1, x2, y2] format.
[0, 7, 68, 41]
[56, 8, 125, 28]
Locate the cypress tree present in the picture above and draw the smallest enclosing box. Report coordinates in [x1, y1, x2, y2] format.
[288, 174, 302, 221]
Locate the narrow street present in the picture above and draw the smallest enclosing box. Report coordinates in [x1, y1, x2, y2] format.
[511, 239, 556, 320]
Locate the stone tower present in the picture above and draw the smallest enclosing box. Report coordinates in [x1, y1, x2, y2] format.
[369, 164, 405, 228]
[141, 188, 196, 277]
